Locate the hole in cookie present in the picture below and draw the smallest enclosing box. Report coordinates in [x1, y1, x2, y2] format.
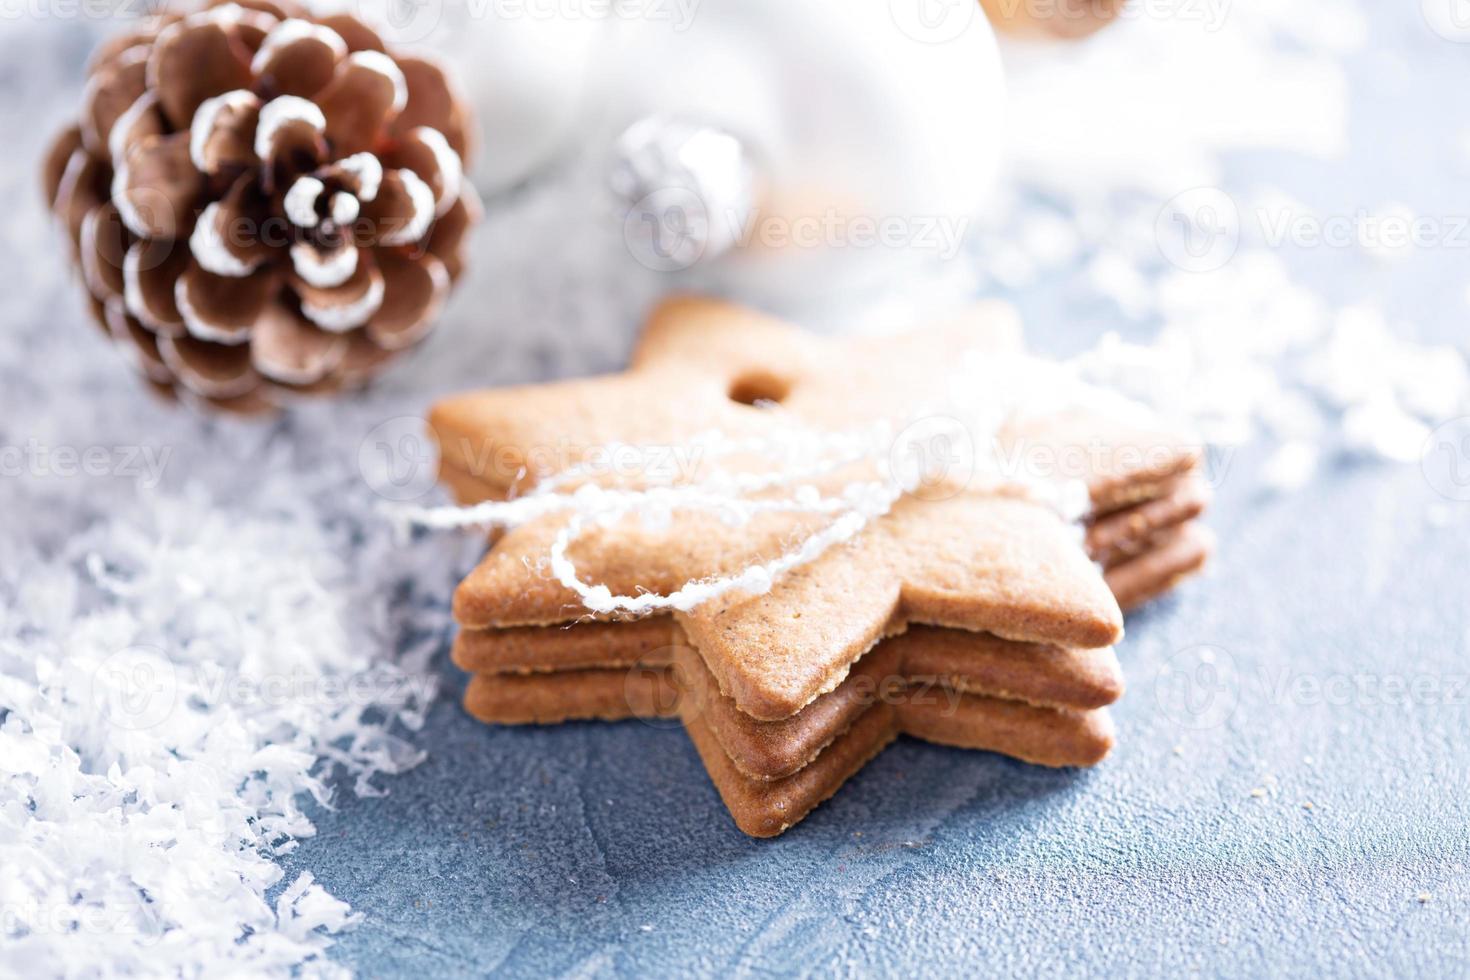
[728, 372, 791, 406]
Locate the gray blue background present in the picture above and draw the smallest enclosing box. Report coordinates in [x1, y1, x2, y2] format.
[4, 0, 1467, 975]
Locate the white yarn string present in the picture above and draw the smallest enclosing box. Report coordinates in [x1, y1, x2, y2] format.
[544, 476, 904, 615]
[388, 352, 1136, 617]
[385, 418, 923, 615]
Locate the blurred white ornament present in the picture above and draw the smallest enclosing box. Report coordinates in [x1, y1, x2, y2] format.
[610, 115, 758, 274]
[350, 0, 1005, 315]
[597, 0, 1007, 312]
[359, 0, 601, 192]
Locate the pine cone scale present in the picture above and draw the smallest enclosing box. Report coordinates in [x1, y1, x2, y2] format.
[108, 92, 166, 165]
[159, 331, 258, 398]
[317, 52, 406, 157]
[251, 302, 347, 384]
[295, 250, 384, 332]
[149, 17, 257, 130]
[191, 90, 262, 175]
[114, 132, 202, 240]
[250, 19, 346, 99]
[107, 301, 175, 384]
[367, 251, 447, 351]
[425, 184, 480, 283]
[391, 55, 471, 161]
[81, 48, 149, 155]
[176, 261, 278, 344]
[123, 240, 190, 336]
[79, 201, 131, 301]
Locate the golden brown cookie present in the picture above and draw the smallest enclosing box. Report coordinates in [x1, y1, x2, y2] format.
[455, 489, 1123, 720]
[436, 297, 1206, 721]
[1009, 409, 1203, 517]
[449, 473, 1206, 675]
[448, 468, 1206, 676]
[432, 295, 1201, 507]
[459, 629, 1120, 836]
[430, 297, 1027, 496]
[890, 626, 1124, 711]
[452, 618, 682, 674]
[1088, 476, 1211, 569]
[684, 691, 1114, 838]
[430, 297, 1209, 835]
[674, 629, 1121, 781]
[463, 666, 678, 725]
[683, 698, 900, 839]
[893, 696, 1116, 770]
[459, 619, 1121, 774]
[1104, 523, 1215, 611]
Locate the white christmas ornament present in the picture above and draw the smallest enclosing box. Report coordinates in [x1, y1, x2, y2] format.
[380, 0, 1003, 309]
[596, 0, 1007, 311]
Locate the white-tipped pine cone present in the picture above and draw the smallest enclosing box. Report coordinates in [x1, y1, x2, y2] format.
[42, 1, 480, 413]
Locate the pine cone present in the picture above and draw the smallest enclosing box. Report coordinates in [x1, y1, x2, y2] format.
[42, 1, 480, 413]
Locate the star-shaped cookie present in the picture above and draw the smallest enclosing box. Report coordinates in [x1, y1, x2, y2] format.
[454, 622, 1125, 837]
[427, 297, 1212, 836]
[431, 297, 1198, 720]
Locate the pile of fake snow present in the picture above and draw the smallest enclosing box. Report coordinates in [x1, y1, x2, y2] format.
[0, 25, 474, 961]
[1074, 256, 1470, 488]
[972, 0, 1470, 492]
[0, 435, 468, 974]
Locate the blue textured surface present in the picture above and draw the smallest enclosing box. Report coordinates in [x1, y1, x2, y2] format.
[289, 455, 1470, 977]
[287, 6, 1470, 976]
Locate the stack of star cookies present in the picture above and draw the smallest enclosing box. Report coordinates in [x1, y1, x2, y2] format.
[430, 297, 1213, 836]
[1076, 418, 1214, 612]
